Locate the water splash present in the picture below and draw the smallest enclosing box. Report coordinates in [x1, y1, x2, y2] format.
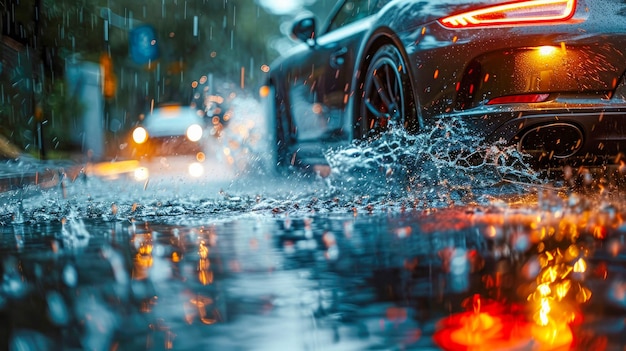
[1, 256, 28, 300]
[46, 290, 70, 326]
[59, 214, 91, 250]
[75, 292, 121, 350]
[12, 201, 26, 225]
[324, 117, 542, 203]
[9, 330, 54, 351]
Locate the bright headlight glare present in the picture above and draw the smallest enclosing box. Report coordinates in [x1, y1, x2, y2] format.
[186, 124, 203, 142]
[188, 162, 204, 177]
[133, 127, 148, 144]
[134, 167, 149, 181]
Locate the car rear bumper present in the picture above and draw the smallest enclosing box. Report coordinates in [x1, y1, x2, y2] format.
[454, 103, 626, 166]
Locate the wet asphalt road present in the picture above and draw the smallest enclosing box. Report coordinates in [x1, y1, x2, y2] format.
[2, 151, 626, 350]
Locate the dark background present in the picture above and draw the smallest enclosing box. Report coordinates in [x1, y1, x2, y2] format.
[0, 0, 337, 159]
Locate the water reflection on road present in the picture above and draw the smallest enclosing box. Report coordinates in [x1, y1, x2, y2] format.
[3, 194, 626, 350]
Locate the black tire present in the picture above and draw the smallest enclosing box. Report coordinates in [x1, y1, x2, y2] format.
[265, 84, 292, 175]
[274, 95, 291, 171]
[357, 44, 417, 139]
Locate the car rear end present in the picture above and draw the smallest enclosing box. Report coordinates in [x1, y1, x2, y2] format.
[409, 0, 626, 167]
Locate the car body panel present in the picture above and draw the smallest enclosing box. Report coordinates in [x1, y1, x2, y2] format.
[279, 17, 376, 143]
[266, 0, 626, 168]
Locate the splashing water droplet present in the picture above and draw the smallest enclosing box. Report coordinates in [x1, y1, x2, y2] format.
[63, 264, 78, 287]
[46, 291, 70, 326]
[324, 117, 540, 204]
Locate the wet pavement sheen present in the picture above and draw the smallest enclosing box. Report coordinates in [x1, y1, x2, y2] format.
[2, 200, 626, 350]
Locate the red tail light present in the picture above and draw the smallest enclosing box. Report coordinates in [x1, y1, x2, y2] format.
[487, 93, 550, 105]
[439, 0, 576, 28]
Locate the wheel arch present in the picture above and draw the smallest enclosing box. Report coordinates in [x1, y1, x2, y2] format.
[350, 28, 423, 138]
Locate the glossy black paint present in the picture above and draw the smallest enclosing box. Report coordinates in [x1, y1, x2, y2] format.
[265, 0, 626, 170]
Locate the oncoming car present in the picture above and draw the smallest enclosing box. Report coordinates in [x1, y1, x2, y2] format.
[263, 0, 626, 172]
[130, 103, 207, 158]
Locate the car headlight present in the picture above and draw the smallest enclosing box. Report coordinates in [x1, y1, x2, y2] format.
[186, 124, 203, 142]
[133, 127, 148, 144]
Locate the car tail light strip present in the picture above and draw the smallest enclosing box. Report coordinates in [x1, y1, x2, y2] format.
[439, 0, 576, 28]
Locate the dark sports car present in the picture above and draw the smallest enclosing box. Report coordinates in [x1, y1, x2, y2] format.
[263, 0, 626, 172]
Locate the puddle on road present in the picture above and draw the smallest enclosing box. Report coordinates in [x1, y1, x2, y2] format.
[2, 197, 626, 350]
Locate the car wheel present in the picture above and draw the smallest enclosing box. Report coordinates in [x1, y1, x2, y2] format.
[357, 44, 417, 138]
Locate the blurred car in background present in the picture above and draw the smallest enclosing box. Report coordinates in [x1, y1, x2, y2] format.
[263, 0, 626, 172]
[130, 103, 207, 158]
